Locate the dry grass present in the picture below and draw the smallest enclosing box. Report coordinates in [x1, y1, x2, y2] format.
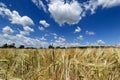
[0, 48, 120, 80]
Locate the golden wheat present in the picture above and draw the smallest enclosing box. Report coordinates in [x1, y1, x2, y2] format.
[0, 48, 120, 80]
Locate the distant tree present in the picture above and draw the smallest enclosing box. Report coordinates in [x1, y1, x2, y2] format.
[1, 43, 8, 48]
[19, 45, 25, 49]
[39, 47, 44, 49]
[25, 47, 35, 49]
[61, 47, 66, 49]
[56, 46, 60, 49]
[48, 44, 54, 49]
[8, 43, 16, 48]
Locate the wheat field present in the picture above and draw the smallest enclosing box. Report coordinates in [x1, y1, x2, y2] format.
[0, 48, 120, 80]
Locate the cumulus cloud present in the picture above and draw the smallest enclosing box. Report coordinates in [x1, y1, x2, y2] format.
[32, 0, 47, 12]
[0, 25, 47, 47]
[23, 26, 34, 32]
[55, 37, 66, 43]
[0, 34, 48, 48]
[19, 26, 34, 36]
[97, 0, 120, 8]
[86, 30, 95, 35]
[0, 2, 6, 7]
[39, 20, 50, 27]
[66, 42, 80, 47]
[48, 0, 83, 25]
[74, 26, 81, 33]
[44, 33, 49, 37]
[2, 26, 14, 35]
[49, 0, 120, 25]
[0, 3, 34, 26]
[19, 31, 30, 36]
[83, 0, 98, 14]
[32, 0, 120, 26]
[77, 35, 83, 40]
[97, 40, 105, 45]
[40, 36, 47, 41]
[10, 11, 34, 26]
[50, 33, 58, 39]
[38, 26, 45, 31]
[84, 0, 120, 14]
[51, 33, 57, 36]
[54, 37, 66, 47]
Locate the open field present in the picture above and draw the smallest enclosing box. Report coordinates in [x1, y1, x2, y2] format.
[0, 48, 120, 80]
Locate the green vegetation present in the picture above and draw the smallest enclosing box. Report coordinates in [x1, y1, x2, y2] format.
[0, 48, 120, 80]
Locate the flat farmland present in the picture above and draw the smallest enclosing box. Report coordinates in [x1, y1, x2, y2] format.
[0, 48, 120, 80]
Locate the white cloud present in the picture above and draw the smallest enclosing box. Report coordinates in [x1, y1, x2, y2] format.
[50, 32, 58, 39]
[86, 30, 95, 35]
[54, 37, 66, 47]
[51, 32, 57, 36]
[32, 0, 47, 12]
[40, 36, 47, 41]
[18, 26, 34, 36]
[23, 26, 34, 32]
[54, 36, 57, 39]
[84, 0, 120, 14]
[16, 34, 48, 47]
[83, 0, 98, 14]
[11, 11, 34, 26]
[66, 42, 80, 47]
[55, 37, 66, 43]
[48, 0, 83, 25]
[77, 35, 83, 40]
[44, 33, 49, 36]
[74, 26, 81, 33]
[31, 0, 120, 26]
[19, 31, 30, 36]
[2, 26, 14, 35]
[38, 26, 45, 31]
[97, 40, 105, 45]
[0, 2, 7, 7]
[39, 20, 50, 27]
[0, 34, 48, 48]
[51, 33, 57, 36]
[0, 4, 34, 26]
[32, 0, 120, 26]
[97, 0, 120, 8]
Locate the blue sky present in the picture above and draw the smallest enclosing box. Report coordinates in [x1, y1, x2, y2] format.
[0, 0, 120, 47]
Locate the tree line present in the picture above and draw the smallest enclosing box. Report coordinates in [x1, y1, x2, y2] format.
[0, 43, 24, 48]
[0, 43, 56, 49]
[0, 43, 117, 49]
